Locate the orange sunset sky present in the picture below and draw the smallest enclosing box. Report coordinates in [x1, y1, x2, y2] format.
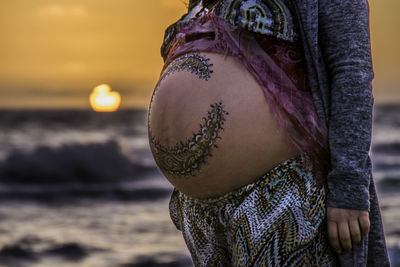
[0, 0, 399, 109]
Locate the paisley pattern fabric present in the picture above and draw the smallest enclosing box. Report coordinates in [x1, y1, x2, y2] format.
[169, 154, 338, 266]
[161, 0, 299, 61]
[214, 0, 299, 41]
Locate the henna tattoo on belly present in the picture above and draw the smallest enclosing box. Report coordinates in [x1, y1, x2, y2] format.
[161, 51, 214, 81]
[148, 100, 229, 178]
[150, 52, 214, 109]
[147, 52, 214, 128]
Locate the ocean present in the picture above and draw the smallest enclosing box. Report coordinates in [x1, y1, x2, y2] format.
[0, 104, 398, 266]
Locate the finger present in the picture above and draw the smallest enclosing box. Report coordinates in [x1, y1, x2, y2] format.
[359, 215, 370, 236]
[349, 219, 362, 245]
[338, 221, 352, 251]
[327, 220, 342, 253]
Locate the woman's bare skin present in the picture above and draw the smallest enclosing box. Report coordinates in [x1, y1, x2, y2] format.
[148, 51, 301, 198]
[327, 207, 370, 254]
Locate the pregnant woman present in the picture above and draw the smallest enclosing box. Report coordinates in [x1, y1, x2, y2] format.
[147, 0, 390, 266]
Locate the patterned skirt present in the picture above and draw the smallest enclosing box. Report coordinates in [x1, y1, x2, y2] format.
[169, 154, 338, 266]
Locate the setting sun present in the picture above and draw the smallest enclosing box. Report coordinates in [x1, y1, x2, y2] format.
[89, 84, 121, 112]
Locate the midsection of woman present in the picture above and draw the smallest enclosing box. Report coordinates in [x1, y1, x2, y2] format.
[148, 51, 302, 199]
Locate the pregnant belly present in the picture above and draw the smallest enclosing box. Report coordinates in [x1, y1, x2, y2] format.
[148, 51, 301, 198]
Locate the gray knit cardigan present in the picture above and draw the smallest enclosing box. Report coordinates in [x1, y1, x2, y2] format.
[292, 0, 390, 265]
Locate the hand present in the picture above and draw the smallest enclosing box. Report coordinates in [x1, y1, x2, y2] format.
[327, 207, 370, 254]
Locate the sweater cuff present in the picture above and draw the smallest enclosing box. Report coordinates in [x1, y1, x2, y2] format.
[326, 170, 370, 212]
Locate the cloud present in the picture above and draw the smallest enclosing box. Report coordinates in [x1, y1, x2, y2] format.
[37, 4, 87, 17]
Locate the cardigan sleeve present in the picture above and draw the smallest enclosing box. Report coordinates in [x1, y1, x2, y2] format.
[318, 0, 374, 211]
